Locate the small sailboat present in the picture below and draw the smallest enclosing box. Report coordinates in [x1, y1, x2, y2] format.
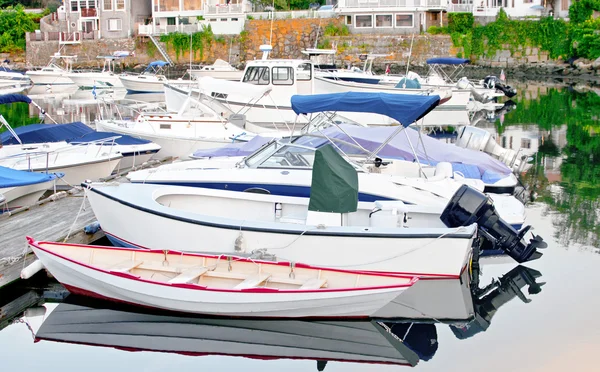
[27, 237, 420, 318]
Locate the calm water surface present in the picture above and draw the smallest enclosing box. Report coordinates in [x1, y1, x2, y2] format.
[1, 81, 599, 371]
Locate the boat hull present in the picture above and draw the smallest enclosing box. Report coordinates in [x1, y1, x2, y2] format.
[0, 179, 54, 211]
[119, 75, 165, 93]
[25, 72, 73, 85]
[68, 73, 123, 89]
[86, 183, 475, 278]
[30, 243, 412, 318]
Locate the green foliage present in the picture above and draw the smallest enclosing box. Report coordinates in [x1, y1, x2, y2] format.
[317, 37, 331, 49]
[289, 0, 313, 10]
[323, 22, 349, 36]
[569, 17, 600, 59]
[246, 14, 254, 20]
[197, 15, 205, 21]
[0, 101, 39, 133]
[0, 5, 38, 52]
[448, 12, 473, 34]
[160, 26, 215, 61]
[569, 0, 600, 24]
[427, 26, 449, 35]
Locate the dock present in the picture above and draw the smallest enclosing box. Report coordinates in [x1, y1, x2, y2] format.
[0, 187, 105, 289]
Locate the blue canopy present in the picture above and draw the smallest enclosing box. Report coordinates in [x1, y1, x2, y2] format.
[291, 92, 440, 128]
[426, 57, 470, 65]
[0, 94, 31, 105]
[145, 61, 168, 71]
[0, 166, 61, 188]
[1, 122, 151, 146]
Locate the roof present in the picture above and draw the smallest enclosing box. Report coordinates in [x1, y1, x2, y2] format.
[291, 92, 440, 127]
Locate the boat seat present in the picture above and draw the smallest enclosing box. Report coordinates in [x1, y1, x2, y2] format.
[108, 260, 143, 272]
[299, 278, 327, 289]
[168, 266, 209, 284]
[234, 273, 272, 290]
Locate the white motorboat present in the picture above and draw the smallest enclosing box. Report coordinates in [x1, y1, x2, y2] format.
[0, 166, 61, 212]
[0, 94, 160, 170]
[95, 95, 252, 160]
[28, 237, 421, 318]
[187, 59, 244, 81]
[128, 92, 526, 228]
[166, 55, 468, 128]
[0, 143, 122, 188]
[0, 62, 30, 83]
[119, 61, 170, 93]
[66, 54, 129, 89]
[25, 54, 77, 85]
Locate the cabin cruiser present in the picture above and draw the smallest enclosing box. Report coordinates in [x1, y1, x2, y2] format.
[164, 47, 467, 128]
[187, 59, 244, 81]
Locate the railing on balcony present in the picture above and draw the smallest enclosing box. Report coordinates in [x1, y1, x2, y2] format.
[342, 0, 447, 8]
[448, 4, 473, 12]
[80, 8, 97, 17]
[204, 4, 243, 14]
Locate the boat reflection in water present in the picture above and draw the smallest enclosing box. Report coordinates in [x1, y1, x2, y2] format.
[32, 265, 544, 370]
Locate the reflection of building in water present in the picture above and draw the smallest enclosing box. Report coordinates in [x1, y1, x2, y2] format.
[25, 86, 105, 125]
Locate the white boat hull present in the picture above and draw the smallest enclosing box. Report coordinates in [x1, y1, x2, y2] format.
[86, 183, 475, 277]
[189, 70, 244, 81]
[0, 179, 54, 210]
[119, 75, 165, 93]
[30, 242, 413, 318]
[25, 71, 73, 85]
[67, 72, 123, 89]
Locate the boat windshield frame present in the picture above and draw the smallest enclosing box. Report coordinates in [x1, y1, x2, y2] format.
[242, 134, 370, 171]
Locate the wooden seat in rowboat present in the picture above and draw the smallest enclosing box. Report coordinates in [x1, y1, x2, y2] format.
[168, 266, 209, 284]
[108, 260, 143, 272]
[234, 273, 272, 290]
[299, 278, 328, 289]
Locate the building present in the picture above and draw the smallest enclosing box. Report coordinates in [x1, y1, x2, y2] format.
[336, 0, 449, 34]
[447, 0, 572, 20]
[55, 0, 151, 42]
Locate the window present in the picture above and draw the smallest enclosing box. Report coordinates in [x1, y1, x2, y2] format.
[71, 0, 78, 11]
[375, 14, 393, 28]
[345, 15, 352, 25]
[561, 0, 568, 10]
[430, 12, 438, 21]
[242, 66, 270, 85]
[103, 0, 112, 10]
[221, 18, 227, 21]
[107, 18, 122, 31]
[296, 63, 312, 81]
[521, 138, 532, 149]
[116, 0, 125, 10]
[231, 18, 238, 21]
[395, 14, 414, 28]
[272, 67, 293, 85]
[167, 17, 176, 25]
[355, 15, 373, 28]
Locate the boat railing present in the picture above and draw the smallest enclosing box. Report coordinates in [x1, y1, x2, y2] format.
[0, 136, 122, 173]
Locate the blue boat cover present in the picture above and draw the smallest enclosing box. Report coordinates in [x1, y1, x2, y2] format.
[291, 92, 440, 128]
[0, 166, 60, 188]
[1, 122, 151, 146]
[318, 124, 512, 177]
[426, 57, 470, 65]
[145, 61, 168, 70]
[0, 94, 31, 105]
[192, 135, 272, 158]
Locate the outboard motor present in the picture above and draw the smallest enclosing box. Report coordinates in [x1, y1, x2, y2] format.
[483, 75, 518, 98]
[440, 185, 546, 263]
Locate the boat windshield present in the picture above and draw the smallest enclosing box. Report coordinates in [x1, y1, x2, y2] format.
[243, 134, 369, 169]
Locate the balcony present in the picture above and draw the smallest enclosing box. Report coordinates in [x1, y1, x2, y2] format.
[341, 0, 447, 9]
[80, 8, 97, 17]
[204, 4, 243, 14]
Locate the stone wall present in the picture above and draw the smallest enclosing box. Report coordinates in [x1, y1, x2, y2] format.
[475, 46, 551, 68]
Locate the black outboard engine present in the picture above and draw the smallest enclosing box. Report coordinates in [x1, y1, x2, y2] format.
[483, 75, 517, 98]
[440, 185, 547, 263]
[450, 265, 544, 339]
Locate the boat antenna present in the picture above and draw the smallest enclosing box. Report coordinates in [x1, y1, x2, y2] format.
[403, 33, 415, 88]
[269, 0, 275, 46]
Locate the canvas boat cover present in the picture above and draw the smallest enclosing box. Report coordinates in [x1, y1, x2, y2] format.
[192, 135, 273, 158]
[395, 78, 421, 89]
[308, 145, 358, 213]
[0, 166, 60, 188]
[0, 94, 31, 105]
[1, 122, 152, 146]
[291, 92, 440, 127]
[317, 124, 512, 177]
[426, 57, 470, 65]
